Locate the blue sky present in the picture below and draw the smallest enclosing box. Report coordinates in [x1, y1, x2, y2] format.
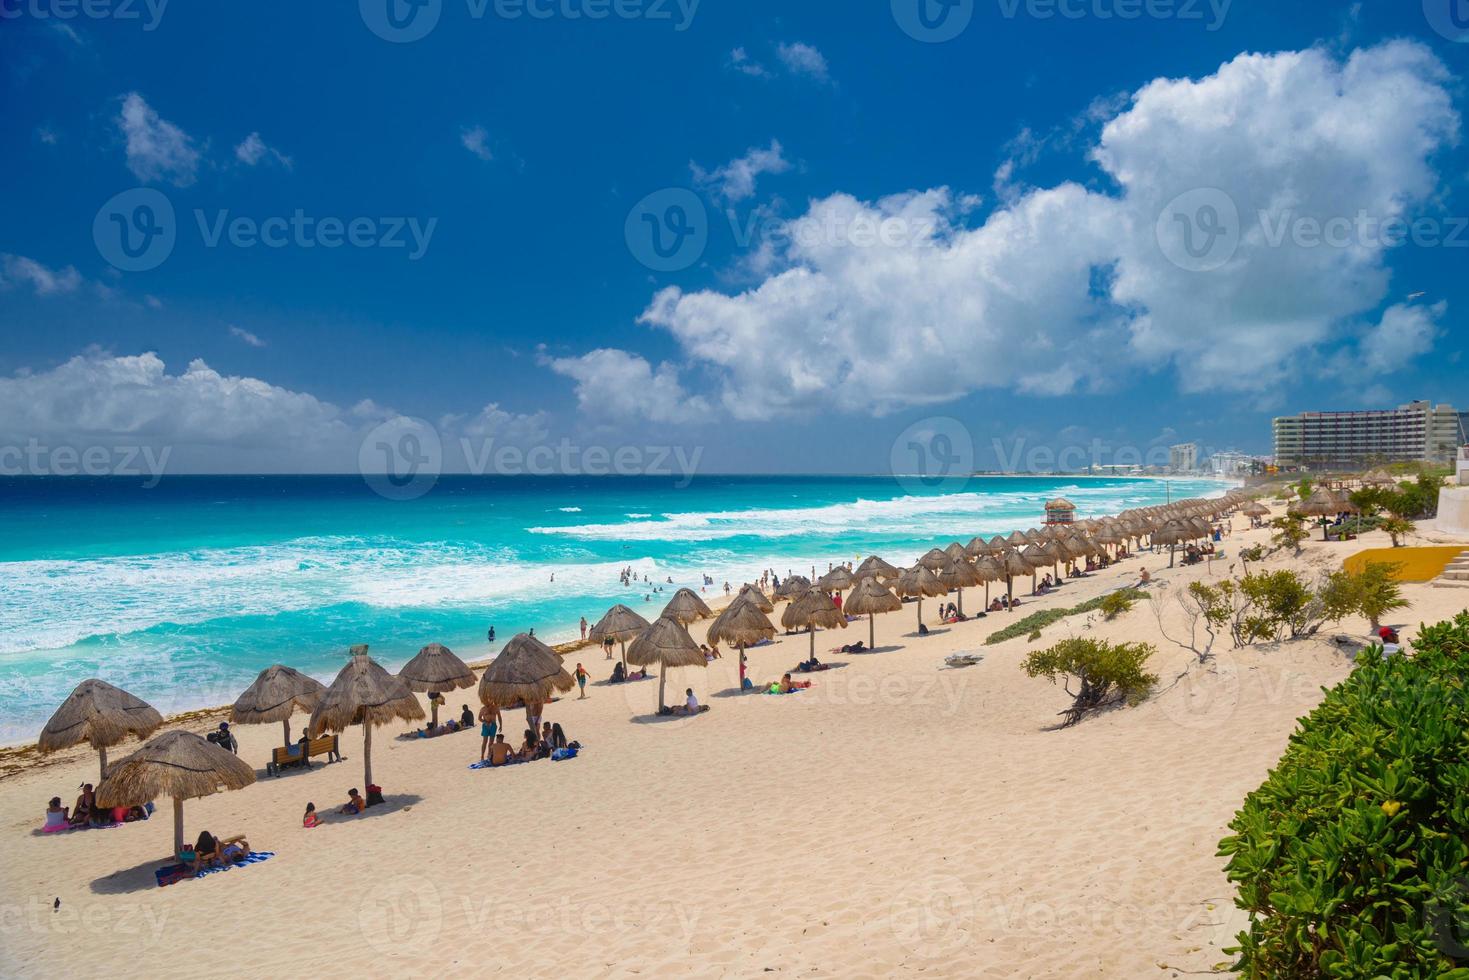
[0, 0, 1465, 475]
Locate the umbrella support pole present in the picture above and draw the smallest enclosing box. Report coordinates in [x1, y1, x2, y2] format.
[363, 724, 373, 787]
[916, 598, 922, 632]
[869, 613, 875, 651]
[430, 701, 439, 729]
[282, 719, 291, 750]
[809, 626, 815, 660]
[98, 745, 108, 783]
[657, 664, 667, 713]
[620, 641, 628, 675]
[172, 798, 184, 858]
[956, 588, 963, 617]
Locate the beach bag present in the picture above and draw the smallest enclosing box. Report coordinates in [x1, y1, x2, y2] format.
[551, 746, 578, 761]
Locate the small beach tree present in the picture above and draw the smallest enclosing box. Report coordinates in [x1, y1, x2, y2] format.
[1379, 516, 1415, 547]
[1022, 637, 1158, 727]
[1357, 562, 1408, 631]
[1270, 514, 1309, 556]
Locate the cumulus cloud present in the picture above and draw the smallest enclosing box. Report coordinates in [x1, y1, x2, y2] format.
[777, 42, 830, 83]
[460, 125, 494, 162]
[117, 92, 200, 186]
[0, 254, 82, 296]
[590, 41, 1458, 422]
[234, 132, 292, 168]
[728, 47, 770, 78]
[228, 325, 266, 348]
[543, 348, 710, 424]
[1358, 302, 1444, 374]
[0, 352, 551, 473]
[691, 140, 791, 203]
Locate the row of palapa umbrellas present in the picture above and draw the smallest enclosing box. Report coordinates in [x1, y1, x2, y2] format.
[32, 489, 1252, 859]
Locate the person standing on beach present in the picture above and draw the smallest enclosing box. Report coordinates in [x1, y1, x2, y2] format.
[575, 663, 589, 699]
[579, 616, 588, 640]
[478, 703, 502, 762]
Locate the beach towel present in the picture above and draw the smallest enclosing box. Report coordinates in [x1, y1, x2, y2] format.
[155, 851, 275, 887]
[468, 758, 526, 770]
[551, 747, 578, 761]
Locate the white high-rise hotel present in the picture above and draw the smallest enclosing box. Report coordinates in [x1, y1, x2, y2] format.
[1273, 401, 1464, 469]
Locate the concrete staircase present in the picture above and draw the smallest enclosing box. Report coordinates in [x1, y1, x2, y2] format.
[1432, 550, 1469, 588]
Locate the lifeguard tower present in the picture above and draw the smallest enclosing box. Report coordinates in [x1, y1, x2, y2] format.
[1044, 497, 1077, 526]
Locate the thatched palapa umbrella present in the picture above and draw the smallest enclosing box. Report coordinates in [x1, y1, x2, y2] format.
[894, 564, 946, 631]
[707, 601, 776, 692]
[627, 616, 707, 713]
[479, 633, 575, 724]
[97, 730, 256, 859]
[310, 648, 425, 788]
[918, 547, 951, 572]
[231, 665, 327, 749]
[844, 576, 902, 650]
[590, 604, 651, 673]
[398, 643, 476, 728]
[855, 556, 899, 581]
[780, 588, 847, 660]
[774, 575, 811, 600]
[938, 557, 982, 616]
[662, 587, 714, 625]
[38, 679, 164, 781]
[1295, 488, 1348, 540]
[737, 584, 775, 613]
[815, 566, 854, 594]
[997, 550, 1034, 608]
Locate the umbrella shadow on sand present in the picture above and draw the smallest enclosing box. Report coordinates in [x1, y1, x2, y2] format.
[628, 711, 707, 726]
[902, 627, 952, 639]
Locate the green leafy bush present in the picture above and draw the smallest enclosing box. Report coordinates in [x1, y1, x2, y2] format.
[1271, 513, 1310, 555]
[1218, 613, 1469, 977]
[1021, 637, 1158, 727]
[985, 589, 1145, 645]
[1381, 515, 1416, 547]
[1099, 590, 1135, 620]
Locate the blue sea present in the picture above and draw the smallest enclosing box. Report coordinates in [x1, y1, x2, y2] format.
[0, 474, 1225, 745]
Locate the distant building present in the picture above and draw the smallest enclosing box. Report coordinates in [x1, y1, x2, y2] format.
[1168, 443, 1199, 474]
[1208, 450, 1258, 477]
[1273, 401, 1462, 469]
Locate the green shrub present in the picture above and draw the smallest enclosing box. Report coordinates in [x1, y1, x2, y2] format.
[1357, 561, 1408, 630]
[1218, 613, 1469, 977]
[985, 589, 1145, 645]
[1271, 514, 1309, 555]
[1381, 515, 1416, 547]
[1099, 590, 1135, 621]
[1021, 637, 1158, 727]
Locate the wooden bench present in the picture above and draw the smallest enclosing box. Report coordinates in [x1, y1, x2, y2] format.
[266, 734, 341, 776]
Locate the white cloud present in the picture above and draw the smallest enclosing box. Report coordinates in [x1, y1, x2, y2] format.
[234, 132, 292, 168]
[50, 21, 82, 44]
[691, 139, 791, 203]
[117, 92, 200, 186]
[777, 42, 830, 83]
[228, 325, 266, 348]
[0, 254, 82, 296]
[460, 125, 494, 162]
[613, 42, 1459, 421]
[0, 351, 552, 473]
[1359, 302, 1444, 373]
[544, 348, 709, 424]
[728, 47, 771, 78]
[37, 127, 58, 145]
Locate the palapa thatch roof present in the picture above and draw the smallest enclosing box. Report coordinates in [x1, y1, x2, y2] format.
[844, 577, 903, 616]
[38, 679, 163, 755]
[997, 550, 1035, 578]
[627, 616, 708, 670]
[774, 574, 812, 598]
[96, 730, 256, 809]
[310, 653, 426, 735]
[939, 559, 983, 589]
[918, 547, 951, 571]
[661, 588, 714, 624]
[231, 665, 326, 726]
[589, 604, 651, 644]
[894, 564, 946, 599]
[964, 536, 996, 558]
[1005, 530, 1032, 548]
[398, 643, 476, 692]
[1295, 488, 1349, 517]
[855, 556, 899, 580]
[1362, 468, 1397, 487]
[478, 634, 575, 706]
[736, 584, 775, 613]
[943, 542, 968, 562]
[707, 600, 777, 649]
[1243, 501, 1270, 517]
[972, 556, 1003, 582]
[815, 566, 854, 591]
[780, 589, 848, 632]
[1045, 497, 1077, 511]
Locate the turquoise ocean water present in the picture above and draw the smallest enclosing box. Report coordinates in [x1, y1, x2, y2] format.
[0, 474, 1226, 745]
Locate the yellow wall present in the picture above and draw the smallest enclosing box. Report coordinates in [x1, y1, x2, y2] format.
[1343, 547, 1464, 582]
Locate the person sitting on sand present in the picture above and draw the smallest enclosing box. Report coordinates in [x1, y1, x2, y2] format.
[549, 723, 568, 750]
[188, 830, 220, 871]
[1138, 567, 1151, 585]
[44, 796, 69, 831]
[459, 704, 474, 728]
[516, 729, 538, 762]
[680, 688, 701, 715]
[488, 734, 514, 766]
[539, 722, 557, 757]
[917, 622, 930, 636]
[777, 673, 811, 694]
[340, 788, 366, 816]
[478, 704, 502, 762]
[69, 783, 97, 827]
[303, 803, 321, 828]
[610, 661, 626, 684]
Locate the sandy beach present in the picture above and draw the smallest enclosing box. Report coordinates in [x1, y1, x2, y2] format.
[2, 508, 1461, 978]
